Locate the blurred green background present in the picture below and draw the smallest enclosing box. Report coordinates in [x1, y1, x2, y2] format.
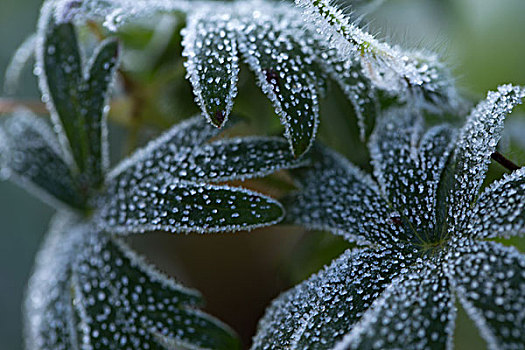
[1, 0, 524, 349]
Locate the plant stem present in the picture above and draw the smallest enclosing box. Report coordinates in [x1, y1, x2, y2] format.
[491, 151, 519, 171]
[0, 98, 47, 114]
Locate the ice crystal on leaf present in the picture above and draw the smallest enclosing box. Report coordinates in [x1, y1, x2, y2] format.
[1, 13, 304, 350]
[38, 0, 459, 156]
[25, 214, 240, 350]
[295, 0, 459, 113]
[253, 84, 525, 350]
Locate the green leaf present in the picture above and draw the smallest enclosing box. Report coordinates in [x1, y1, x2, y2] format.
[338, 261, 455, 350]
[183, 11, 239, 127]
[42, 0, 462, 153]
[284, 146, 405, 247]
[103, 117, 299, 235]
[469, 167, 525, 240]
[109, 115, 223, 178]
[99, 179, 284, 234]
[73, 236, 240, 350]
[84, 38, 120, 184]
[447, 85, 525, 232]
[446, 240, 525, 350]
[25, 214, 85, 350]
[40, 18, 84, 169]
[369, 110, 456, 245]
[0, 111, 85, 208]
[110, 117, 303, 185]
[181, 136, 308, 182]
[39, 15, 119, 188]
[251, 248, 410, 350]
[295, 0, 460, 114]
[315, 50, 379, 141]
[237, 12, 322, 156]
[25, 213, 241, 350]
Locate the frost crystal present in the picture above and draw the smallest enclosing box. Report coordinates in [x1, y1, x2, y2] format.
[253, 85, 525, 350]
[1, 12, 306, 349]
[25, 213, 240, 349]
[295, 0, 459, 112]
[39, 0, 460, 156]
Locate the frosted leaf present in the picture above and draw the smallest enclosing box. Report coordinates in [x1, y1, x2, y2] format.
[114, 135, 305, 185]
[109, 115, 223, 179]
[259, 88, 525, 348]
[284, 146, 405, 247]
[236, 10, 322, 156]
[0, 111, 85, 208]
[25, 212, 240, 350]
[84, 38, 120, 178]
[3, 33, 36, 95]
[314, 48, 379, 140]
[419, 124, 457, 241]
[447, 85, 525, 232]
[37, 14, 119, 188]
[446, 240, 525, 350]
[99, 179, 284, 234]
[295, 0, 459, 112]
[74, 235, 240, 349]
[41, 0, 463, 152]
[251, 248, 411, 350]
[336, 261, 455, 350]
[183, 136, 308, 182]
[25, 214, 81, 350]
[47, 0, 194, 30]
[469, 168, 525, 239]
[38, 17, 82, 168]
[98, 115, 294, 234]
[370, 110, 456, 245]
[182, 11, 239, 127]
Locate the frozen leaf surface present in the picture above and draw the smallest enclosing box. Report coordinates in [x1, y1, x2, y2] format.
[18, 111, 296, 349]
[295, 0, 459, 111]
[0, 111, 85, 208]
[447, 85, 525, 231]
[313, 49, 379, 140]
[369, 110, 456, 244]
[446, 240, 525, 350]
[252, 248, 410, 350]
[40, 0, 461, 156]
[99, 116, 300, 234]
[100, 179, 284, 234]
[284, 146, 404, 246]
[236, 10, 322, 156]
[336, 261, 455, 350]
[38, 14, 119, 187]
[17, 20, 306, 346]
[469, 168, 525, 239]
[183, 11, 239, 127]
[25, 213, 240, 350]
[256, 85, 525, 349]
[109, 115, 224, 179]
[185, 136, 309, 182]
[111, 121, 306, 184]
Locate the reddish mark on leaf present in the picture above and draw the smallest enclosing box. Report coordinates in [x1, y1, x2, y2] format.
[389, 215, 403, 226]
[213, 110, 226, 127]
[263, 69, 280, 94]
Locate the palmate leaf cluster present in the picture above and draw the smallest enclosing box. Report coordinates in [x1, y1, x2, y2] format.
[253, 85, 525, 350]
[0, 9, 304, 350]
[40, 0, 459, 156]
[1, 0, 525, 349]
